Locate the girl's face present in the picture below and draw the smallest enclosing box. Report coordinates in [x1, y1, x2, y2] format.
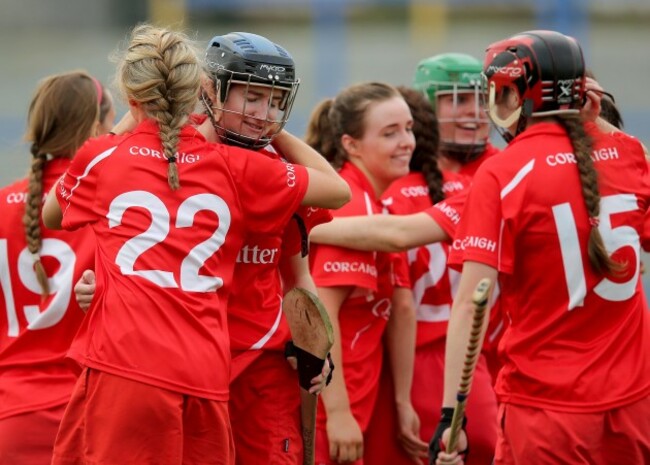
[219, 83, 286, 140]
[436, 91, 490, 147]
[346, 96, 415, 196]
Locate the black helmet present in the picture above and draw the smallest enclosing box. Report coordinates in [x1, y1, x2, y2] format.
[204, 32, 300, 149]
[483, 30, 585, 140]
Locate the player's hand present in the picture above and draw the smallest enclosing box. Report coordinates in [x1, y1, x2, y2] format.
[429, 409, 468, 465]
[74, 269, 96, 312]
[581, 76, 603, 122]
[395, 401, 428, 463]
[432, 428, 467, 465]
[285, 342, 333, 395]
[308, 355, 333, 395]
[326, 409, 364, 463]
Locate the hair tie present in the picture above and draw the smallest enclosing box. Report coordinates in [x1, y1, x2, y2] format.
[91, 77, 103, 105]
[589, 217, 600, 228]
[30, 143, 40, 157]
[30, 252, 40, 263]
[167, 156, 177, 164]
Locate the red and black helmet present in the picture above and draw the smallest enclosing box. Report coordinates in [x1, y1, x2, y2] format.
[482, 30, 586, 136]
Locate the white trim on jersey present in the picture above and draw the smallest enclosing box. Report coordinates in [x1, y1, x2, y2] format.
[498, 159, 535, 273]
[62, 146, 117, 209]
[500, 159, 535, 200]
[248, 293, 283, 350]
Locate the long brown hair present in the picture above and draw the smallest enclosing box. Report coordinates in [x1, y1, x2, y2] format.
[557, 115, 624, 275]
[397, 86, 444, 204]
[23, 70, 100, 296]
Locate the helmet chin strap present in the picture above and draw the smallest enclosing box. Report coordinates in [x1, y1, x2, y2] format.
[487, 82, 534, 143]
[441, 141, 487, 164]
[487, 82, 522, 129]
[200, 91, 223, 139]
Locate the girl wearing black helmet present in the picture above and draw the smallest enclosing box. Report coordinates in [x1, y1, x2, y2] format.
[433, 30, 650, 465]
[201, 31, 338, 465]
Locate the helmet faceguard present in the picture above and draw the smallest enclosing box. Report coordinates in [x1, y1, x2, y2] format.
[413, 53, 489, 163]
[482, 30, 586, 141]
[203, 32, 300, 149]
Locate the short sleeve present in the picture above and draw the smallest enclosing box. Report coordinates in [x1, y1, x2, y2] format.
[56, 136, 118, 231]
[447, 166, 503, 271]
[426, 191, 468, 240]
[310, 243, 379, 292]
[228, 146, 308, 235]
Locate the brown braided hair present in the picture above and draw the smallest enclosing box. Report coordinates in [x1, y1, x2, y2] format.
[557, 116, 624, 275]
[116, 24, 201, 190]
[396, 86, 444, 204]
[23, 70, 100, 296]
[305, 82, 402, 170]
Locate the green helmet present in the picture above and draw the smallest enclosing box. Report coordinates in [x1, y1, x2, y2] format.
[413, 53, 488, 163]
[413, 53, 483, 106]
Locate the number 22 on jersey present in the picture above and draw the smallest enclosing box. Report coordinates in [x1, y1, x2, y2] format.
[108, 190, 231, 293]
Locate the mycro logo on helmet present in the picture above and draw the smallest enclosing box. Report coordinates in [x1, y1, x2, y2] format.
[486, 65, 522, 77]
[260, 64, 285, 73]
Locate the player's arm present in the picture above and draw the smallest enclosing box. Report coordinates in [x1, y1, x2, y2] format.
[433, 261, 497, 463]
[110, 110, 138, 135]
[271, 130, 350, 209]
[430, 262, 497, 464]
[42, 183, 62, 230]
[443, 262, 496, 407]
[317, 285, 364, 463]
[310, 212, 449, 252]
[387, 287, 428, 461]
[282, 252, 317, 295]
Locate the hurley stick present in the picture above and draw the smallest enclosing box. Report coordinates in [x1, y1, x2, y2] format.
[282, 288, 334, 465]
[447, 277, 492, 452]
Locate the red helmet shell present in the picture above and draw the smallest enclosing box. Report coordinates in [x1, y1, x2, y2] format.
[483, 30, 586, 116]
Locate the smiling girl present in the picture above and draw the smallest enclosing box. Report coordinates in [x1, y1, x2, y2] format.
[306, 82, 415, 465]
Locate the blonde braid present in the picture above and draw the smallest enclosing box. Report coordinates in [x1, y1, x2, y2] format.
[118, 24, 201, 191]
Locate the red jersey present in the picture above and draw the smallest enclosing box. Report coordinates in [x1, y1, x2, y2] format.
[449, 122, 650, 412]
[0, 158, 95, 420]
[458, 142, 500, 177]
[227, 147, 332, 375]
[55, 120, 308, 401]
[310, 162, 394, 428]
[642, 160, 650, 251]
[382, 172, 471, 347]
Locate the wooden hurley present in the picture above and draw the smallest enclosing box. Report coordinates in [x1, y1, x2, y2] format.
[447, 278, 492, 452]
[282, 288, 334, 465]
